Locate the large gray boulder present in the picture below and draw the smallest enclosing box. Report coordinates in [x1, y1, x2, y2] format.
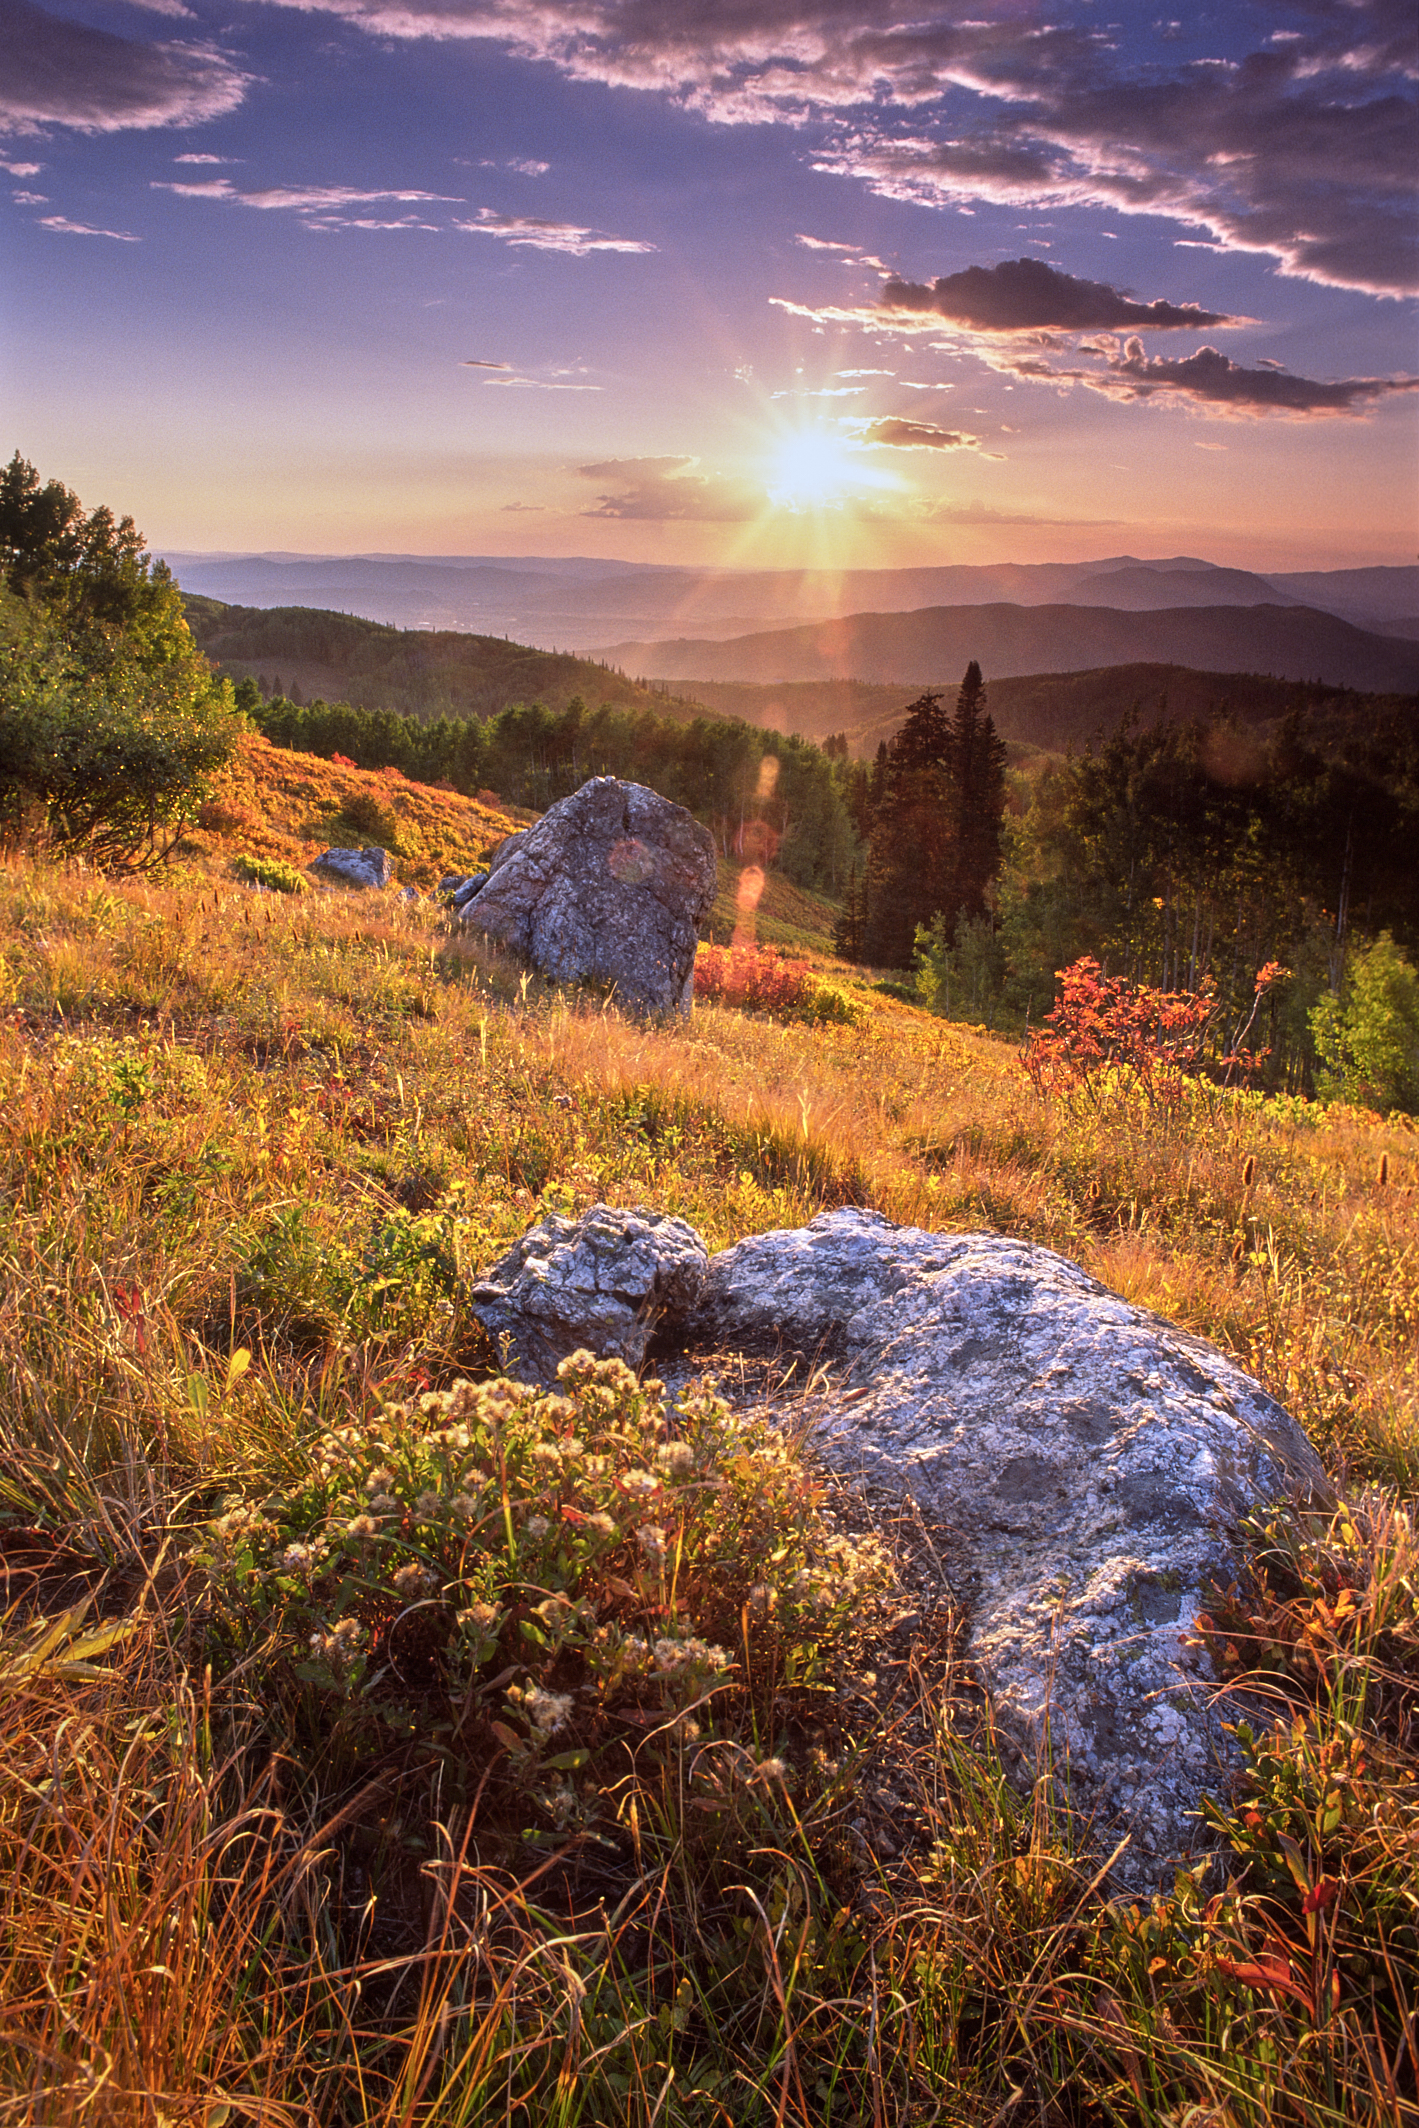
[475, 1198, 1332, 1888]
[469, 1204, 709, 1380]
[460, 778, 716, 1018]
[312, 846, 395, 889]
[686, 1208, 1330, 1887]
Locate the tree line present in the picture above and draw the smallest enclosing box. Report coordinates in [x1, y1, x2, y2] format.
[248, 686, 860, 895]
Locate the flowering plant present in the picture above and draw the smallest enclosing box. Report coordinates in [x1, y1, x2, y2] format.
[202, 1352, 890, 1836]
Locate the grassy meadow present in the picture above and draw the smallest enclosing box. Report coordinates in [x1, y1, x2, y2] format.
[0, 737, 1415, 2126]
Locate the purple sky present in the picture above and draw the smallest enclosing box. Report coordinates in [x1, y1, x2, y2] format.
[3, 0, 1416, 569]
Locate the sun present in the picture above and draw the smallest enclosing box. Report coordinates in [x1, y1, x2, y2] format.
[765, 428, 863, 511]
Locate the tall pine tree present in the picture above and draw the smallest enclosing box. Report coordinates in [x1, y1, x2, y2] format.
[859, 664, 1009, 967]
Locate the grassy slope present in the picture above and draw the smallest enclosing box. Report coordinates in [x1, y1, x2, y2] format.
[0, 737, 1415, 2124]
[185, 595, 722, 728]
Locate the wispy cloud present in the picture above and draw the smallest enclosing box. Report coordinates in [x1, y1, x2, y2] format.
[455, 210, 653, 255]
[39, 214, 139, 240]
[577, 456, 761, 520]
[3, 162, 43, 177]
[461, 358, 513, 369]
[152, 176, 455, 229]
[173, 151, 231, 164]
[257, 0, 1416, 296]
[484, 374, 603, 390]
[2, 0, 247, 135]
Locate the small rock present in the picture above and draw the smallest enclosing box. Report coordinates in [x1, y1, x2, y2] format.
[469, 1202, 709, 1379]
[311, 846, 395, 890]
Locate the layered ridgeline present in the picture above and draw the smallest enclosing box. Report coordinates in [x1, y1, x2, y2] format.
[604, 597, 1419, 697]
[167, 547, 1419, 654]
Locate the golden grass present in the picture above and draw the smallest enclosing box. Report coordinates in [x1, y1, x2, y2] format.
[0, 788, 1415, 2124]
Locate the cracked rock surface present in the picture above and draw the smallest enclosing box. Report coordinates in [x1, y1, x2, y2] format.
[462, 777, 716, 1018]
[469, 1204, 709, 1381]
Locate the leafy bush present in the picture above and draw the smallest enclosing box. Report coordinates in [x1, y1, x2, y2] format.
[696, 940, 865, 1027]
[338, 784, 403, 848]
[0, 457, 238, 869]
[233, 851, 307, 894]
[1021, 955, 1282, 1109]
[202, 1354, 890, 1843]
[1310, 933, 1419, 1114]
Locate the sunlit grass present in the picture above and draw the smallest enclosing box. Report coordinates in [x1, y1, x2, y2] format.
[0, 767, 1415, 2124]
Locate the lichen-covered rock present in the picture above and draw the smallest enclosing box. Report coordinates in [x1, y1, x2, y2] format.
[311, 846, 395, 889]
[686, 1207, 1331, 1887]
[461, 778, 716, 1018]
[469, 1204, 709, 1380]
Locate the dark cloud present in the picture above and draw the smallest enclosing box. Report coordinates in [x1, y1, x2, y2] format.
[577, 456, 762, 520]
[1095, 338, 1419, 415]
[0, 0, 247, 134]
[854, 419, 980, 450]
[879, 259, 1231, 333]
[264, 0, 1414, 296]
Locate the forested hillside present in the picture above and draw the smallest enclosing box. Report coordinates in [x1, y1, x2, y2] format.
[247, 687, 861, 895]
[183, 595, 710, 727]
[680, 665, 1416, 756]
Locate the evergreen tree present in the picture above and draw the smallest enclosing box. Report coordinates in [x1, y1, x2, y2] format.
[861, 667, 1008, 968]
[942, 660, 1008, 928]
[833, 863, 867, 961]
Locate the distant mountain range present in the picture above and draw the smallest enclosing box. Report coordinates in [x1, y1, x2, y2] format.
[163, 549, 1419, 667]
[604, 599, 1419, 697]
[187, 595, 1416, 771]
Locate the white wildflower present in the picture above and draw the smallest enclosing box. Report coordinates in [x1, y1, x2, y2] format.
[522, 1686, 573, 1736]
[391, 1561, 437, 1599]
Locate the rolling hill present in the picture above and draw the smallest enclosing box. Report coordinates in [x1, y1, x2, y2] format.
[603, 599, 1419, 696]
[182, 596, 715, 726]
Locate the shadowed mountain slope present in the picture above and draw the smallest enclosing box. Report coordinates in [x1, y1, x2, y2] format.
[603, 600, 1419, 696]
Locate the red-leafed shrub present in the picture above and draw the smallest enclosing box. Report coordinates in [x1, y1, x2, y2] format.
[695, 942, 862, 1027]
[1021, 956, 1284, 1108]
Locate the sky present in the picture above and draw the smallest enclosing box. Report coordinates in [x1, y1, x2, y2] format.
[3, 0, 1417, 572]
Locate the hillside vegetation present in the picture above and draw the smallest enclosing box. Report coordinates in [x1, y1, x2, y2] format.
[0, 723, 1415, 2124]
[184, 595, 713, 728]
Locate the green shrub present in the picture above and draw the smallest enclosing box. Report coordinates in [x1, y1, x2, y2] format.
[0, 458, 238, 869]
[233, 851, 307, 894]
[338, 786, 402, 848]
[1310, 932, 1419, 1113]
